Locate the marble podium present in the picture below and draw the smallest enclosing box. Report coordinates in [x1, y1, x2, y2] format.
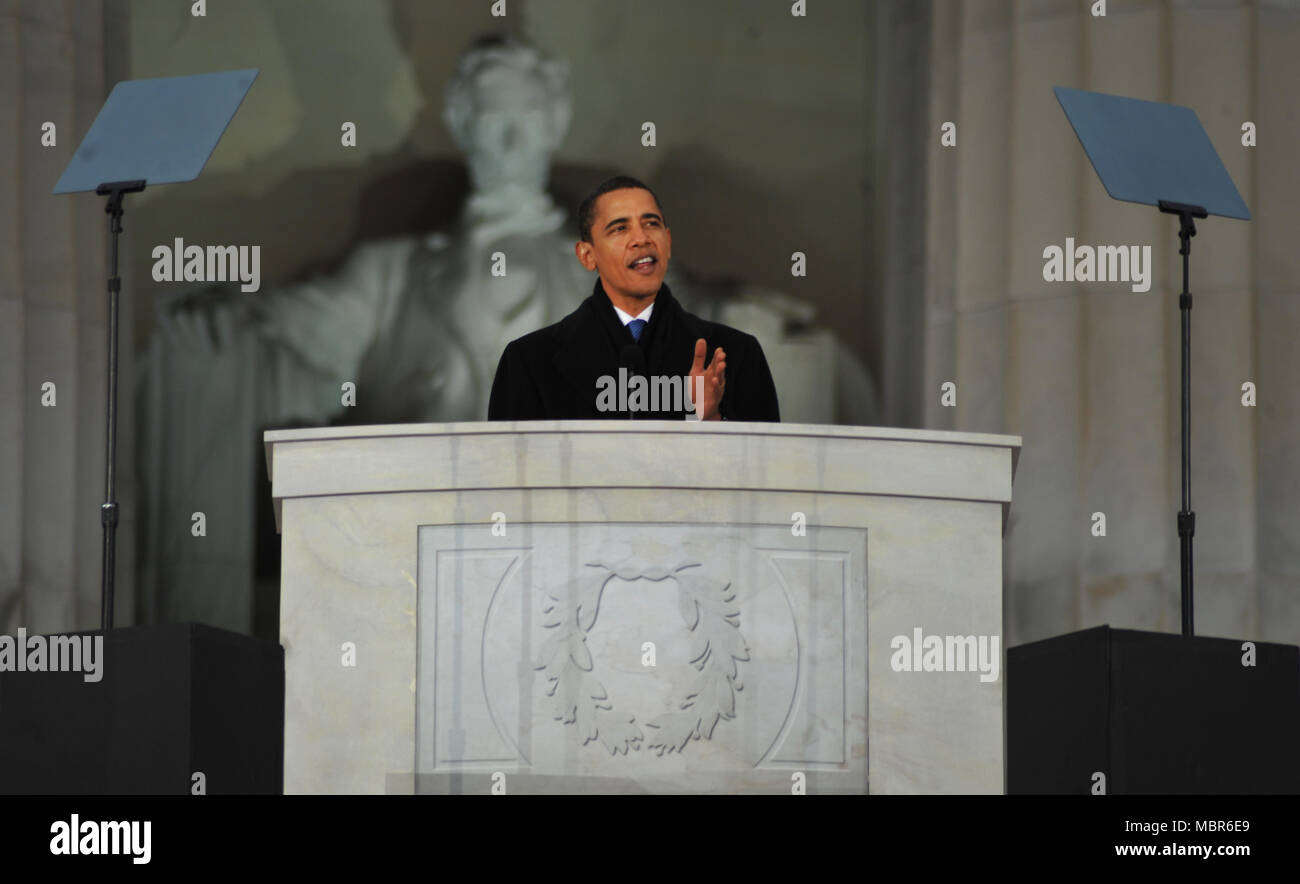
[265, 421, 1021, 794]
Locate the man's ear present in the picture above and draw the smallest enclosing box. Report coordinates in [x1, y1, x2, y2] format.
[575, 240, 597, 271]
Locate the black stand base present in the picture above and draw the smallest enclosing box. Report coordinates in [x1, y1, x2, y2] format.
[1008, 626, 1300, 794]
[0, 624, 283, 794]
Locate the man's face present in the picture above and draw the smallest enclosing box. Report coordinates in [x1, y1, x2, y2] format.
[575, 188, 672, 303]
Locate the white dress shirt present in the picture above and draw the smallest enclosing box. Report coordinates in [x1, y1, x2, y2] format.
[611, 302, 654, 327]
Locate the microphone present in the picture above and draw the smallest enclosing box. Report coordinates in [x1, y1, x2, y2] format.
[619, 345, 645, 419]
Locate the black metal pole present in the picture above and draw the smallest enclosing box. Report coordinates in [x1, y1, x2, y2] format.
[1178, 229, 1194, 637]
[95, 180, 145, 631]
[1159, 199, 1205, 637]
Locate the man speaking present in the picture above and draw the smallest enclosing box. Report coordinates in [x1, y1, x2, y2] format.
[487, 176, 780, 421]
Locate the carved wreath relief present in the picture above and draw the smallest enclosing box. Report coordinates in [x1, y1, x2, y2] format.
[533, 561, 750, 756]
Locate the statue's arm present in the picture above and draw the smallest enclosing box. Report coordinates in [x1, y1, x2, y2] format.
[246, 239, 413, 378]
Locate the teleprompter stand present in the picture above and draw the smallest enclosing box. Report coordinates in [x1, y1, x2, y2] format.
[9, 72, 282, 796]
[55, 69, 258, 629]
[1006, 91, 1287, 796]
[1055, 86, 1251, 636]
[94, 179, 144, 632]
[1159, 198, 1206, 636]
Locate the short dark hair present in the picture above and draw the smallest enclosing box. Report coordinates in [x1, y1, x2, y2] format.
[577, 176, 666, 242]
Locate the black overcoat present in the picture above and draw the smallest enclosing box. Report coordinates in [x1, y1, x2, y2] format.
[487, 279, 780, 422]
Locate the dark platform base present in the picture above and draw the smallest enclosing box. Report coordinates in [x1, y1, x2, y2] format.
[0, 623, 283, 794]
[1008, 625, 1300, 794]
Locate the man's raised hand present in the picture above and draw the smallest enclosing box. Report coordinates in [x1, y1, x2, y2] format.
[688, 337, 726, 421]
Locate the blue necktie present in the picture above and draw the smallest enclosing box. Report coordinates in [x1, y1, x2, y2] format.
[627, 318, 647, 342]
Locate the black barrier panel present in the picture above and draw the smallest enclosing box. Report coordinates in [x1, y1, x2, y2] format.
[1008, 626, 1300, 794]
[0, 623, 283, 795]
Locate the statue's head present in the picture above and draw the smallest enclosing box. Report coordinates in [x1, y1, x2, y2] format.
[444, 34, 572, 195]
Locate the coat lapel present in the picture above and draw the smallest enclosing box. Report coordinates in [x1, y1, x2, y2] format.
[549, 279, 705, 415]
[550, 282, 623, 411]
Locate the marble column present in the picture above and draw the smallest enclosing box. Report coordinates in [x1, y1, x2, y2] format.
[916, 0, 1296, 646]
[0, 0, 137, 634]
